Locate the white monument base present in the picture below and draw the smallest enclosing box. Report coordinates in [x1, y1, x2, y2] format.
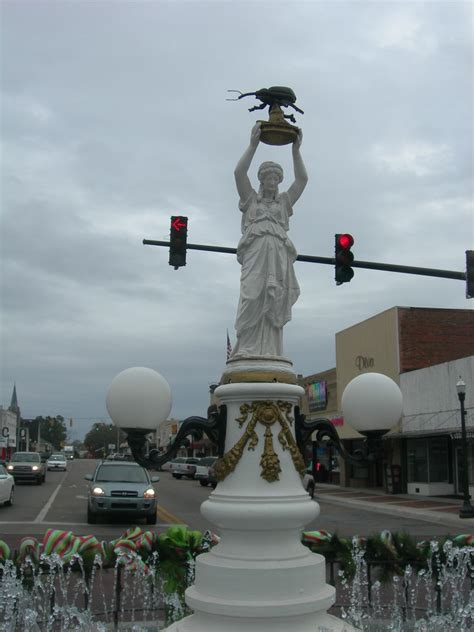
[163, 379, 356, 632]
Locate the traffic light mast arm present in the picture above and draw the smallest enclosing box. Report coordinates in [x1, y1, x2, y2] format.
[143, 239, 466, 281]
[297, 253, 466, 281]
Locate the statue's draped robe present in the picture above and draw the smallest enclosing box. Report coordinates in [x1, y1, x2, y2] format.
[232, 189, 300, 357]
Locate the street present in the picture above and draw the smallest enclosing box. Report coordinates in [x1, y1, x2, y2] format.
[0, 458, 463, 553]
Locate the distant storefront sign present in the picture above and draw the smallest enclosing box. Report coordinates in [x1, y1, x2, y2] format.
[305, 381, 328, 412]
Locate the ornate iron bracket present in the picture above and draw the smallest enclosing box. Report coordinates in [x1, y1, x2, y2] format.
[294, 407, 373, 465]
[124, 404, 227, 470]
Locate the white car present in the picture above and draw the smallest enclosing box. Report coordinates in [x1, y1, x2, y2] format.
[0, 463, 14, 506]
[194, 456, 218, 486]
[47, 453, 68, 471]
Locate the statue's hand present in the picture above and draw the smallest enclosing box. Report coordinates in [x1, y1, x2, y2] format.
[293, 129, 303, 149]
[250, 122, 261, 148]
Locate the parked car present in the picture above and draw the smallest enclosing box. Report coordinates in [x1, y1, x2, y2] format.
[159, 460, 173, 472]
[0, 463, 14, 506]
[47, 453, 68, 471]
[170, 457, 200, 480]
[303, 469, 315, 498]
[194, 456, 218, 486]
[207, 463, 218, 489]
[85, 460, 159, 525]
[7, 452, 46, 485]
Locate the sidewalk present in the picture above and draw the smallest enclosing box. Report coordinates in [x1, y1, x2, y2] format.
[315, 483, 474, 530]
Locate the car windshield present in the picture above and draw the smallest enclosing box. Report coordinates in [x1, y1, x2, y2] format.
[199, 457, 217, 466]
[95, 465, 149, 483]
[11, 453, 40, 462]
[49, 455, 64, 461]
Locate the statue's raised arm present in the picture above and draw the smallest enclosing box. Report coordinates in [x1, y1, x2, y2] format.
[234, 123, 261, 202]
[286, 130, 308, 205]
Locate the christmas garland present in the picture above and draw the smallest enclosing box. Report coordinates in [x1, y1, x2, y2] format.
[1, 527, 472, 588]
[301, 529, 474, 581]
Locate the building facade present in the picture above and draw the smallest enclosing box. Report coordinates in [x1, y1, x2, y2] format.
[299, 307, 474, 494]
[0, 385, 20, 460]
[395, 355, 474, 497]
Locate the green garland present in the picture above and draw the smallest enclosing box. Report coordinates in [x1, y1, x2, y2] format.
[301, 529, 474, 581]
[1, 526, 472, 588]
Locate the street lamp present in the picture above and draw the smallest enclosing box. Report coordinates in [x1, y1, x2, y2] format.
[106, 367, 226, 469]
[456, 378, 474, 519]
[295, 373, 403, 465]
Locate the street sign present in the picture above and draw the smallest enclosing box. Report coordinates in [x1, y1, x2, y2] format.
[1, 427, 9, 438]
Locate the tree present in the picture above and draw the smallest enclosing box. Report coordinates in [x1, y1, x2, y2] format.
[26, 416, 67, 451]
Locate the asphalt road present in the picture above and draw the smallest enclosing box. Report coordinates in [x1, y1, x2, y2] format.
[0, 458, 458, 553]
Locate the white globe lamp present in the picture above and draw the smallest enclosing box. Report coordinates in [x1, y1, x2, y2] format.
[106, 367, 172, 432]
[341, 372, 403, 433]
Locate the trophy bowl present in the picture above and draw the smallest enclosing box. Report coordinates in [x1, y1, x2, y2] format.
[259, 121, 300, 146]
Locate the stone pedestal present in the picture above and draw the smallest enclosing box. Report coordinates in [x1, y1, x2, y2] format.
[164, 370, 355, 631]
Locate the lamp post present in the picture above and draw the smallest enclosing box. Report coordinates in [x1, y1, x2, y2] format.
[456, 378, 474, 519]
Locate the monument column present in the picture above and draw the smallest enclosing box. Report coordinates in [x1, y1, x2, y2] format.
[164, 87, 354, 632]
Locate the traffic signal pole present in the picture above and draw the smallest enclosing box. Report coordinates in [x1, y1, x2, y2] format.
[143, 239, 466, 282]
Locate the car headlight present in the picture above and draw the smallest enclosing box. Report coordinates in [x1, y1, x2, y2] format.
[91, 487, 105, 496]
[144, 488, 156, 498]
[7, 465, 13, 471]
[32, 466, 39, 471]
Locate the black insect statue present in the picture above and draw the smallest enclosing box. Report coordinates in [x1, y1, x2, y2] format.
[227, 86, 304, 124]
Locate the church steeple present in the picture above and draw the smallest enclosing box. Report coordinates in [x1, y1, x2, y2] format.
[9, 383, 19, 416]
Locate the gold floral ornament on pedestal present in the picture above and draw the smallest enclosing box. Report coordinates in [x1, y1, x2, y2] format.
[213, 401, 306, 483]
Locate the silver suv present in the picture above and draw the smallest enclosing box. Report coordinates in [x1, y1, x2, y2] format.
[85, 461, 159, 525]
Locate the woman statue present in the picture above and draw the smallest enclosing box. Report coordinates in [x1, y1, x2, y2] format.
[231, 122, 308, 359]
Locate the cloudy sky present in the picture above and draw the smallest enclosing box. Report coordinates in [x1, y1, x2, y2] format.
[1, 1, 472, 441]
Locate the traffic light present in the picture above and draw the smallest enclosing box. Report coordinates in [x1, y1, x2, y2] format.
[335, 233, 354, 285]
[169, 216, 188, 269]
[466, 250, 474, 299]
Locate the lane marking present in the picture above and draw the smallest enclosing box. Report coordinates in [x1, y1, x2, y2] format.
[156, 504, 185, 524]
[34, 482, 63, 523]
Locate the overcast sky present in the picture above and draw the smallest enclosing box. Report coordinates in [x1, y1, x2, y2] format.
[1, 1, 472, 441]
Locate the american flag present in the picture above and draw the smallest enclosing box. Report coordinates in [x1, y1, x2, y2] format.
[226, 330, 233, 361]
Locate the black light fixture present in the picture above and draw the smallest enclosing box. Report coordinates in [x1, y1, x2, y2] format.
[456, 378, 474, 518]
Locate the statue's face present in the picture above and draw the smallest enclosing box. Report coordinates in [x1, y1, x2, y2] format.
[261, 171, 280, 195]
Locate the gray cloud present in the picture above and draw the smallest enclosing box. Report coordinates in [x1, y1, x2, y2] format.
[1, 1, 472, 438]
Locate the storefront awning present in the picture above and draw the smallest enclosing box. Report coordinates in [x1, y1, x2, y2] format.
[383, 426, 474, 440]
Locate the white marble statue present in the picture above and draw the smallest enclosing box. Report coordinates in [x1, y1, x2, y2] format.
[231, 122, 308, 359]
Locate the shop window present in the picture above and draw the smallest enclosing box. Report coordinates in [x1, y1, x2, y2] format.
[428, 437, 449, 482]
[407, 439, 428, 483]
[407, 437, 450, 483]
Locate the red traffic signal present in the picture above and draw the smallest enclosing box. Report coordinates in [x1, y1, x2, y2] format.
[169, 216, 188, 269]
[337, 234, 354, 250]
[335, 233, 355, 285]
